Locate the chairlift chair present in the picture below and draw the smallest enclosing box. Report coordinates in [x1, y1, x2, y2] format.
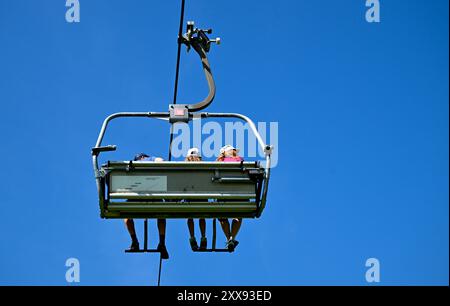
[91, 21, 273, 253]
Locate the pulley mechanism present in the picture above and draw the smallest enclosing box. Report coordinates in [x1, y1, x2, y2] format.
[181, 21, 221, 53]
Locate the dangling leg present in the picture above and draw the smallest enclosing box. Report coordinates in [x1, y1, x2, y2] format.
[187, 219, 199, 251]
[199, 219, 207, 250]
[157, 218, 166, 243]
[187, 218, 195, 237]
[219, 218, 231, 241]
[230, 218, 242, 240]
[227, 218, 242, 252]
[157, 219, 169, 259]
[124, 219, 139, 251]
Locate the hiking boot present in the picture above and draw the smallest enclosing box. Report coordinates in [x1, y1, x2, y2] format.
[189, 237, 199, 251]
[199, 237, 207, 250]
[227, 239, 239, 252]
[157, 243, 169, 259]
[128, 240, 140, 252]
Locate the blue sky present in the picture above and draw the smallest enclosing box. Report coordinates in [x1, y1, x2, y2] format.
[0, 0, 448, 285]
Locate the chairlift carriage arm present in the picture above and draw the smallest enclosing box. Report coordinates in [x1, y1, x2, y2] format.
[182, 39, 216, 112]
[178, 21, 220, 112]
[168, 21, 219, 119]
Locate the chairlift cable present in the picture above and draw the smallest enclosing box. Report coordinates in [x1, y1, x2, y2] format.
[155, 0, 185, 287]
[157, 255, 163, 286]
[168, 0, 186, 162]
[172, 0, 186, 106]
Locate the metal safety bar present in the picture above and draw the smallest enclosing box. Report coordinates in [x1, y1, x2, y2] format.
[91, 112, 272, 219]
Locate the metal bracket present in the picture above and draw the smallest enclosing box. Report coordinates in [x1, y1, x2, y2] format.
[169, 104, 190, 123]
[180, 21, 220, 54]
[264, 145, 274, 156]
[95, 169, 107, 179]
[91, 145, 117, 156]
[126, 161, 134, 172]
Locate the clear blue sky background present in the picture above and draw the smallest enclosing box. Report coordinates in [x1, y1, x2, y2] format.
[0, 0, 448, 285]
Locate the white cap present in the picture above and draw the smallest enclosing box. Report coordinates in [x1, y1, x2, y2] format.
[220, 145, 238, 154]
[187, 147, 200, 157]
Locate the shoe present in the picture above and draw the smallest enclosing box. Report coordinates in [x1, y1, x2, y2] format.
[128, 240, 140, 252]
[227, 239, 239, 252]
[199, 237, 207, 250]
[157, 243, 169, 259]
[189, 237, 199, 251]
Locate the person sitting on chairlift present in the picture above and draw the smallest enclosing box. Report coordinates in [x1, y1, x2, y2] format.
[185, 148, 208, 251]
[124, 153, 169, 259]
[217, 145, 244, 251]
